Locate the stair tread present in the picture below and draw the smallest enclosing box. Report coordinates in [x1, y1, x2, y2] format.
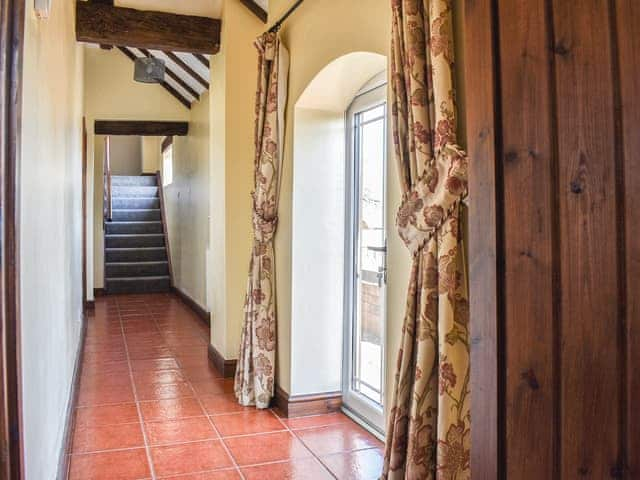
[106, 261, 168, 265]
[107, 221, 162, 224]
[112, 196, 159, 200]
[106, 276, 170, 281]
[105, 233, 165, 237]
[105, 247, 166, 250]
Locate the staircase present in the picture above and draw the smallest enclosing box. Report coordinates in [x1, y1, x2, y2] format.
[104, 175, 171, 294]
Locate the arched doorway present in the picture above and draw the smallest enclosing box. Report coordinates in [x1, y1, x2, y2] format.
[290, 52, 389, 435]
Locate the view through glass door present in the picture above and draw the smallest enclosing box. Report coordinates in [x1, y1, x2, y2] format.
[343, 82, 387, 434]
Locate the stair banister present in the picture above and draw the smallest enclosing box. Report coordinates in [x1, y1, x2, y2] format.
[103, 136, 112, 221]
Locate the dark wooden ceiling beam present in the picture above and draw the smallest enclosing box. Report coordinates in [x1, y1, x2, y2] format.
[90, 0, 114, 49]
[76, 2, 221, 54]
[138, 48, 200, 100]
[163, 51, 209, 90]
[95, 120, 189, 136]
[239, 0, 268, 23]
[117, 47, 191, 109]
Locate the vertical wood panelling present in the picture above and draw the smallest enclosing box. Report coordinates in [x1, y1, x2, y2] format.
[464, 0, 501, 478]
[498, 0, 556, 477]
[465, 0, 639, 476]
[616, 0, 640, 477]
[552, 0, 621, 476]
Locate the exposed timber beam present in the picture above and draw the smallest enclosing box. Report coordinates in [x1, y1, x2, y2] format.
[118, 47, 192, 109]
[76, 1, 221, 54]
[94, 121, 189, 136]
[163, 52, 210, 90]
[239, 0, 268, 23]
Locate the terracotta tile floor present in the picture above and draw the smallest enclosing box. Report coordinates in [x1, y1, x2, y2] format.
[68, 293, 384, 479]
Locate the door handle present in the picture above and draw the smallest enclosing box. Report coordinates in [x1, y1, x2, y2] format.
[367, 246, 387, 253]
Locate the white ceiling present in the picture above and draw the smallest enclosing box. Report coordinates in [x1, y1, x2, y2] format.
[115, 0, 223, 18]
[254, 0, 268, 11]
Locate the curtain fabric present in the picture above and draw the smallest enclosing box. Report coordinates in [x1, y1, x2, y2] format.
[234, 32, 289, 409]
[382, 0, 470, 479]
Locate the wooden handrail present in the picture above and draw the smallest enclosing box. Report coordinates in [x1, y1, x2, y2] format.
[103, 136, 112, 222]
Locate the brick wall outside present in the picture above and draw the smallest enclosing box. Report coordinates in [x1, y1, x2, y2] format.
[360, 283, 383, 345]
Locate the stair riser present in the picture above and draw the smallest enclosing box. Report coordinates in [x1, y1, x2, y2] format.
[106, 263, 169, 277]
[111, 210, 161, 221]
[106, 222, 163, 235]
[112, 176, 157, 186]
[112, 198, 160, 210]
[106, 278, 171, 294]
[112, 186, 159, 198]
[105, 236, 165, 248]
[106, 248, 167, 262]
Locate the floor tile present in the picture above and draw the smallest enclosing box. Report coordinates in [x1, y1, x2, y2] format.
[211, 411, 286, 437]
[74, 403, 139, 428]
[160, 470, 241, 479]
[284, 412, 352, 430]
[145, 417, 219, 445]
[133, 369, 187, 386]
[200, 394, 250, 415]
[190, 379, 230, 396]
[131, 358, 181, 371]
[135, 381, 195, 401]
[151, 440, 234, 477]
[78, 384, 135, 407]
[321, 448, 384, 480]
[241, 458, 334, 480]
[295, 423, 383, 456]
[69, 448, 150, 480]
[181, 366, 223, 382]
[224, 431, 311, 466]
[72, 423, 145, 453]
[72, 294, 383, 479]
[139, 398, 205, 421]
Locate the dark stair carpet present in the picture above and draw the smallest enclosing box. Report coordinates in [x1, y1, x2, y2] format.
[105, 175, 171, 294]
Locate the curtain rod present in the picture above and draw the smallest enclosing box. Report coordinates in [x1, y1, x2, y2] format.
[268, 0, 305, 33]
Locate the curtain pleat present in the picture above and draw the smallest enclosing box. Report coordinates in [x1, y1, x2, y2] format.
[382, 0, 470, 478]
[234, 32, 289, 409]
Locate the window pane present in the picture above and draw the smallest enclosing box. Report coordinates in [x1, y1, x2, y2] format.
[361, 104, 385, 123]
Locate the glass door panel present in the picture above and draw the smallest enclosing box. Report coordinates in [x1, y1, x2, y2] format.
[343, 83, 387, 434]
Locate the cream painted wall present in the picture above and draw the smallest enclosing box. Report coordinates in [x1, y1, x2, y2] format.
[269, 0, 394, 397]
[166, 92, 211, 309]
[290, 107, 346, 395]
[84, 46, 190, 292]
[20, 0, 84, 478]
[109, 135, 143, 175]
[208, 0, 263, 358]
[142, 136, 161, 173]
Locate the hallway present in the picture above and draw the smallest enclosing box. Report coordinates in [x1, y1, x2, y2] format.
[68, 294, 384, 479]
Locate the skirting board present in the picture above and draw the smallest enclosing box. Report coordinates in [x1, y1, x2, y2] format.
[208, 344, 237, 378]
[93, 288, 105, 297]
[273, 385, 342, 418]
[57, 313, 88, 479]
[172, 287, 210, 327]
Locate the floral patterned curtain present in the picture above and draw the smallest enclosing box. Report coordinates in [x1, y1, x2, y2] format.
[234, 32, 289, 409]
[382, 0, 470, 478]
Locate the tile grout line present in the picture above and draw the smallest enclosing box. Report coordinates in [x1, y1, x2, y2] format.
[268, 409, 339, 479]
[147, 297, 247, 480]
[117, 298, 159, 480]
